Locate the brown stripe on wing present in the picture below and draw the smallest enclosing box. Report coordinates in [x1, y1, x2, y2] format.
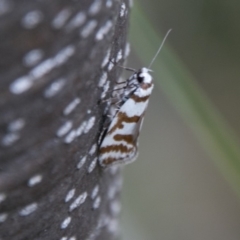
[102, 157, 117, 165]
[131, 94, 149, 103]
[102, 149, 137, 165]
[100, 144, 134, 154]
[108, 112, 141, 134]
[114, 134, 134, 144]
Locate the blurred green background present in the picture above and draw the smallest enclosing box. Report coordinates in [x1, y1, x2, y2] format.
[121, 0, 240, 239]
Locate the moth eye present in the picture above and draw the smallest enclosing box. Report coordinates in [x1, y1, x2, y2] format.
[137, 74, 144, 83]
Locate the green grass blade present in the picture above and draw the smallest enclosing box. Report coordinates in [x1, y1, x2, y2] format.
[130, 3, 240, 197]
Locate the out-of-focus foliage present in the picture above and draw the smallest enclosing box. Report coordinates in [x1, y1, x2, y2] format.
[121, 1, 240, 240]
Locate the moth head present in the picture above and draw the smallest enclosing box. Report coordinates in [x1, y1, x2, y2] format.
[137, 67, 153, 84]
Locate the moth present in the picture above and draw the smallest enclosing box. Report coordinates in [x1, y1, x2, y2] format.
[99, 30, 171, 167]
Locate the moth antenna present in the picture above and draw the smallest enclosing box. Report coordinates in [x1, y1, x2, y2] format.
[110, 59, 136, 72]
[148, 29, 172, 69]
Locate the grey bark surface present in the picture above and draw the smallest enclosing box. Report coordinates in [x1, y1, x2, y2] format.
[0, 0, 130, 239]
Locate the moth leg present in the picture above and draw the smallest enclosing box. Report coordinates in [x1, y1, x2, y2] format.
[98, 96, 120, 104]
[97, 111, 110, 144]
[98, 124, 108, 145]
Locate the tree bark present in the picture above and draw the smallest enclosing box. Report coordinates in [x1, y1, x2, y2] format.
[0, 0, 130, 239]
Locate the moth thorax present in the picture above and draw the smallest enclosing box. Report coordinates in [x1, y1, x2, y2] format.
[139, 68, 152, 84]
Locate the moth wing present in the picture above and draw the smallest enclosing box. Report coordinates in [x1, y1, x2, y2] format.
[121, 113, 145, 164]
[99, 110, 145, 167]
[129, 112, 145, 146]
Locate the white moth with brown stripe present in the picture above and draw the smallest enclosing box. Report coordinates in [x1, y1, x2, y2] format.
[99, 30, 171, 167]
